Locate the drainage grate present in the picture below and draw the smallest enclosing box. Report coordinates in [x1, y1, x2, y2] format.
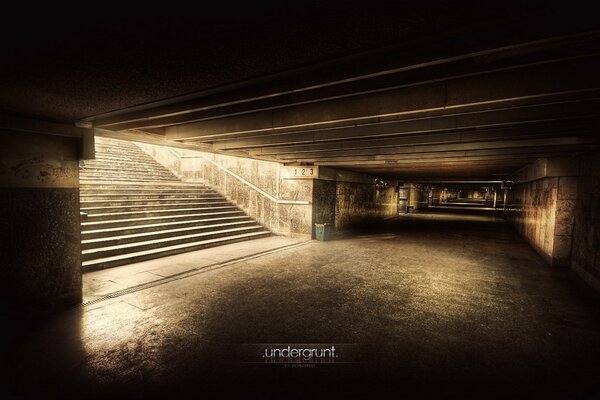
[81, 241, 310, 307]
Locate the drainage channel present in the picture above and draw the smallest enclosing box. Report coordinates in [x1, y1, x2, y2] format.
[81, 241, 311, 307]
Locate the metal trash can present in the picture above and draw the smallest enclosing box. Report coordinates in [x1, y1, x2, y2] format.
[315, 223, 332, 241]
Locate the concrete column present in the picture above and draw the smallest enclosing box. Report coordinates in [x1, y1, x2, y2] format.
[0, 129, 83, 316]
[493, 190, 498, 209]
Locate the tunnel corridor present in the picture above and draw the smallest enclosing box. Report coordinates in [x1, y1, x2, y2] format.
[2, 5, 600, 399]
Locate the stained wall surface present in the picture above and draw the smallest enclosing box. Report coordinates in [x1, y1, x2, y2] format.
[196, 152, 313, 238]
[334, 182, 398, 230]
[571, 149, 600, 291]
[508, 178, 559, 265]
[507, 156, 583, 269]
[0, 131, 82, 314]
[312, 179, 336, 238]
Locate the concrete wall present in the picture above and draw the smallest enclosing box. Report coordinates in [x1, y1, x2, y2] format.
[508, 178, 559, 265]
[135, 142, 182, 178]
[202, 153, 313, 238]
[507, 152, 600, 293]
[507, 157, 580, 268]
[0, 131, 82, 315]
[312, 179, 336, 236]
[571, 149, 600, 292]
[408, 185, 428, 210]
[316, 167, 398, 231]
[334, 182, 398, 230]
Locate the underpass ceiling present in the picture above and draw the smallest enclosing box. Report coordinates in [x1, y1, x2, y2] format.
[3, 3, 600, 180]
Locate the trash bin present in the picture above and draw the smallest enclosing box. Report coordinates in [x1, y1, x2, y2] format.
[315, 223, 332, 241]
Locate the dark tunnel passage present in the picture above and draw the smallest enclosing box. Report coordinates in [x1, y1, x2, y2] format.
[2, 5, 600, 399]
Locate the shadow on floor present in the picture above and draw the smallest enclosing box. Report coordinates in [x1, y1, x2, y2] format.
[4, 211, 600, 399]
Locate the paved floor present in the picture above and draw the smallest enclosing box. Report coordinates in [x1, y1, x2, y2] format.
[82, 235, 303, 302]
[4, 212, 600, 399]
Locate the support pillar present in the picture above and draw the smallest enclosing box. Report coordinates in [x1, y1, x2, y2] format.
[0, 123, 84, 316]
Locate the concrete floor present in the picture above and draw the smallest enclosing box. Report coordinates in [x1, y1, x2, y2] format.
[3, 212, 600, 399]
[82, 235, 304, 302]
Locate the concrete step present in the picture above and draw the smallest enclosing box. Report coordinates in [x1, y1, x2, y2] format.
[80, 176, 180, 183]
[93, 151, 156, 158]
[81, 216, 255, 239]
[81, 210, 246, 229]
[95, 137, 137, 144]
[81, 136, 270, 271]
[82, 230, 271, 272]
[94, 147, 146, 154]
[92, 155, 162, 164]
[82, 171, 170, 177]
[94, 142, 145, 149]
[80, 164, 174, 174]
[81, 201, 231, 214]
[90, 157, 151, 163]
[80, 180, 209, 187]
[80, 184, 211, 191]
[90, 156, 154, 164]
[80, 171, 178, 178]
[95, 140, 138, 146]
[95, 143, 146, 155]
[82, 223, 264, 251]
[81, 170, 177, 177]
[80, 190, 216, 197]
[80, 176, 181, 183]
[80, 197, 224, 207]
[80, 188, 214, 196]
[80, 193, 220, 201]
[95, 143, 148, 152]
[83, 159, 171, 167]
[82, 220, 259, 249]
[84, 205, 239, 221]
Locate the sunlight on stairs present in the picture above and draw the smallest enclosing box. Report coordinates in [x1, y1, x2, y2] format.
[80, 136, 270, 271]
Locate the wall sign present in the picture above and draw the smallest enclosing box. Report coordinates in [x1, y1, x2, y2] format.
[283, 166, 319, 179]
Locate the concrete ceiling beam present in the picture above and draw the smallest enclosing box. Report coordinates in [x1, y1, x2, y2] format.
[161, 54, 600, 138]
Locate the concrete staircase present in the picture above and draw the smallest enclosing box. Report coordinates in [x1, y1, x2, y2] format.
[80, 136, 270, 272]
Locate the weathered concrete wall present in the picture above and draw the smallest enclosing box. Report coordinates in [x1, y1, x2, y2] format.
[312, 179, 336, 237]
[315, 166, 398, 230]
[135, 141, 208, 181]
[571, 149, 600, 292]
[0, 131, 82, 314]
[408, 185, 428, 210]
[334, 182, 398, 230]
[507, 153, 600, 294]
[201, 153, 313, 239]
[179, 156, 204, 181]
[507, 157, 579, 267]
[554, 177, 578, 266]
[507, 178, 559, 265]
[135, 141, 182, 178]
